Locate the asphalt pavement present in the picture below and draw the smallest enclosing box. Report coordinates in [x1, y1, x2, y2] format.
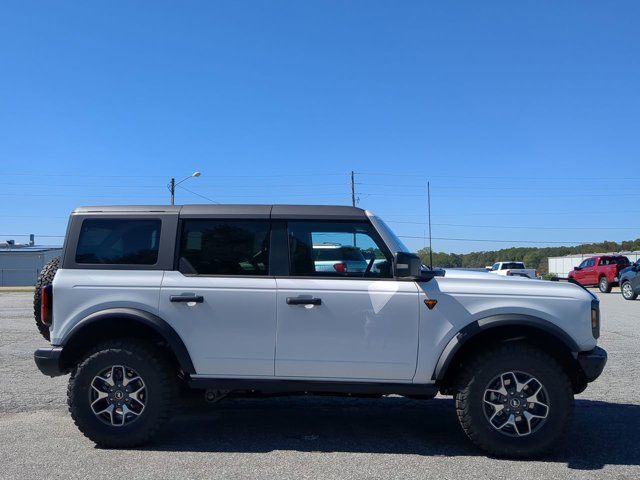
[1, 289, 639, 479]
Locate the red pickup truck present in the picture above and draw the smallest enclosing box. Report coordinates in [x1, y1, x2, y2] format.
[568, 255, 631, 293]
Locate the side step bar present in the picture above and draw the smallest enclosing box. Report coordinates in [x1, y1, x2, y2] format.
[189, 377, 438, 397]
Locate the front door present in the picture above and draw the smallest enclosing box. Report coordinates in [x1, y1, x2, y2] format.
[582, 258, 597, 285]
[159, 219, 276, 376]
[575, 259, 589, 285]
[630, 264, 640, 292]
[274, 221, 419, 381]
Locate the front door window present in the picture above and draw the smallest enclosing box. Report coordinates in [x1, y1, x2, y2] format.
[287, 221, 392, 278]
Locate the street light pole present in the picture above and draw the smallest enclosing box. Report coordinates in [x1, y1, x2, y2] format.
[168, 172, 201, 205]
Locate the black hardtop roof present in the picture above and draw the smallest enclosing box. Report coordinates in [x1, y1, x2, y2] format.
[72, 204, 368, 220]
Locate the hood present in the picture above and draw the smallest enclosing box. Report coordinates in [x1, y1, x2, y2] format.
[433, 268, 596, 301]
[443, 269, 535, 280]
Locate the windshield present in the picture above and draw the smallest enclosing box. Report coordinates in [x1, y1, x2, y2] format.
[367, 214, 411, 253]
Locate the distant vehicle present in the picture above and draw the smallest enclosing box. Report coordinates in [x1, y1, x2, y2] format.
[486, 261, 537, 279]
[313, 244, 368, 273]
[619, 261, 640, 300]
[568, 255, 631, 293]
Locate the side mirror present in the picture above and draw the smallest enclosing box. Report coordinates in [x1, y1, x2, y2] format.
[574, 266, 580, 271]
[394, 252, 423, 278]
[485, 266, 492, 271]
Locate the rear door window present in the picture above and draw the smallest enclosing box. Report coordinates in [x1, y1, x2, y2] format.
[616, 257, 630, 267]
[501, 262, 525, 270]
[76, 219, 161, 265]
[178, 220, 270, 275]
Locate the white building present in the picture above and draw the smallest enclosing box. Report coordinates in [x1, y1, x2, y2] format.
[0, 245, 62, 286]
[548, 251, 640, 279]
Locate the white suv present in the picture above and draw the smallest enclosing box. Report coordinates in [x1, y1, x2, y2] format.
[33, 204, 607, 457]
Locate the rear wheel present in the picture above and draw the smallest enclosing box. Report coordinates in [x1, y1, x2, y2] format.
[68, 339, 178, 447]
[33, 256, 60, 340]
[455, 344, 574, 458]
[598, 276, 611, 293]
[621, 281, 638, 300]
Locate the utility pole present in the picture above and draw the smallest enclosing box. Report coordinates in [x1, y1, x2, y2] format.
[169, 177, 175, 206]
[168, 172, 201, 206]
[351, 171, 357, 247]
[427, 181, 433, 269]
[350, 171, 356, 207]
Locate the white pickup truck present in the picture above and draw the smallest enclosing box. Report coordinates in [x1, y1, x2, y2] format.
[487, 261, 537, 279]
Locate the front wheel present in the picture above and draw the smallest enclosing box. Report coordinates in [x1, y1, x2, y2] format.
[67, 340, 178, 447]
[621, 281, 638, 300]
[598, 277, 612, 293]
[455, 344, 574, 458]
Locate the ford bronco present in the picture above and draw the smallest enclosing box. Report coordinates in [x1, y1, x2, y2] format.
[33, 205, 606, 457]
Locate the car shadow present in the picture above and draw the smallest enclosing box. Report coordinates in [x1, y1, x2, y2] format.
[134, 396, 640, 470]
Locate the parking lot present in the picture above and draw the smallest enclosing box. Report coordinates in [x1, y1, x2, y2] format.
[1, 289, 638, 480]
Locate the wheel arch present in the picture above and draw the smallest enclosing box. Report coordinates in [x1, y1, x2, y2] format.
[59, 308, 195, 375]
[433, 314, 585, 393]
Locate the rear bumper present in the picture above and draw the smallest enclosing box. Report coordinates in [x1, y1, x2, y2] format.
[34, 347, 65, 377]
[577, 346, 607, 382]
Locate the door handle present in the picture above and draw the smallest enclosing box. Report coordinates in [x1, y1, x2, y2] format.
[170, 295, 204, 303]
[286, 297, 322, 306]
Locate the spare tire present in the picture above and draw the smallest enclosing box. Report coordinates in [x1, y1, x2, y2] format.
[33, 256, 60, 340]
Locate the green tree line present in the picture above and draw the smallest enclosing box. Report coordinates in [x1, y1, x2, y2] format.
[416, 239, 640, 275]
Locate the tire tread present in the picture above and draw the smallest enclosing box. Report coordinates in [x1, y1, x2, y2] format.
[67, 339, 178, 448]
[454, 343, 574, 458]
[33, 256, 60, 340]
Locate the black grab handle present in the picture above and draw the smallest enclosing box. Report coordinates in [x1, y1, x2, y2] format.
[170, 295, 204, 303]
[286, 297, 322, 306]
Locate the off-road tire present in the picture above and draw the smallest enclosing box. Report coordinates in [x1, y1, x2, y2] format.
[598, 276, 612, 293]
[621, 281, 638, 300]
[454, 343, 574, 458]
[33, 256, 60, 340]
[67, 339, 178, 448]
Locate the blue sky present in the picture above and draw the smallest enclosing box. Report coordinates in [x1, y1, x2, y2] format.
[1, 1, 638, 253]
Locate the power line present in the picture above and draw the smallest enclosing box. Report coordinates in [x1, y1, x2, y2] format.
[0, 234, 65, 238]
[377, 210, 640, 217]
[0, 215, 67, 218]
[357, 172, 640, 181]
[0, 232, 619, 245]
[386, 221, 640, 230]
[2, 172, 349, 179]
[396, 235, 590, 245]
[0, 182, 353, 189]
[176, 185, 219, 204]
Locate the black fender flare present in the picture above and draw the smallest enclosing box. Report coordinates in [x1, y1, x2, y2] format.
[61, 308, 195, 374]
[432, 314, 580, 382]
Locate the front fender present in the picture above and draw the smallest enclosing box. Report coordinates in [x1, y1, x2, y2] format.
[432, 313, 580, 382]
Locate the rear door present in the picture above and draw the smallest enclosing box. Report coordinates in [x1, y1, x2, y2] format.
[274, 220, 419, 381]
[159, 217, 277, 376]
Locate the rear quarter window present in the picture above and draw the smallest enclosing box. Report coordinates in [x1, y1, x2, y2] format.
[75, 219, 161, 265]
